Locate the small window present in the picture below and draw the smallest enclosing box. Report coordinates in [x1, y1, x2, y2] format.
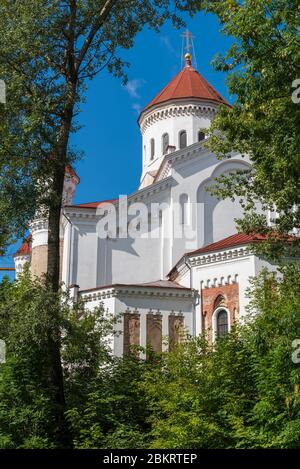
[216, 310, 228, 338]
[179, 193, 189, 225]
[162, 133, 169, 155]
[201, 312, 206, 335]
[198, 131, 205, 142]
[150, 139, 155, 160]
[179, 130, 187, 149]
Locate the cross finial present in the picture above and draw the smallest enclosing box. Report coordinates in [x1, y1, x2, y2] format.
[181, 29, 196, 67]
[181, 29, 195, 54]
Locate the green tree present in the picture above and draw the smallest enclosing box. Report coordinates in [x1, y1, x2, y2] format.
[66, 353, 154, 448]
[201, 0, 300, 257]
[0, 273, 115, 447]
[0, 0, 199, 444]
[0, 0, 200, 288]
[140, 264, 300, 448]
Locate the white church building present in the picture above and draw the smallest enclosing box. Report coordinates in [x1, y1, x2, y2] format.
[14, 53, 278, 356]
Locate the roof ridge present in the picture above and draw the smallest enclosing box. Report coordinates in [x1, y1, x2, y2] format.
[140, 63, 229, 116]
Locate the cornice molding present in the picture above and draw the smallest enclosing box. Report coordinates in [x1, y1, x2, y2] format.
[29, 218, 48, 233]
[65, 177, 173, 220]
[171, 246, 253, 281]
[80, 285, 196, 303]
[200, 273, 239, 289]
[189, 246, 252, 267]
[155, 140, 208, 182]
[14, 254, 30, 262]
[139, 101, 218, 134]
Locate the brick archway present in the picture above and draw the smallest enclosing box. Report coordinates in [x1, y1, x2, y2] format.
[201, 282, 239, 343]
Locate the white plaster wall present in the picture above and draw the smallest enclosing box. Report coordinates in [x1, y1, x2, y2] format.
[61, 220, 71, 286]
[140, 101, 215, 181]
[67, 188, 172, 288]
[191, 255, 256, 322]
[67, 150, 253, 290]
[31, 228, 48, 248]
[170, 152, 252, 268]
[82, 292, 194, 358]
[82, 295, 117, 354]
[70, 221, 98, 289]
[14, 255, 30, 278]
[177, 252, 281, 334]
[254, 256, 279, 277]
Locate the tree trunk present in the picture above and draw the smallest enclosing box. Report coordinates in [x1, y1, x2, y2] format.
[45, 104, 74, 447]
[46, 165, 71, 447]
[47, 166, 65, 292]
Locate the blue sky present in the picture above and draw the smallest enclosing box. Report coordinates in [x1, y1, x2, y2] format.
[1, 10, 234, 278]
[72, 10, 233, 204]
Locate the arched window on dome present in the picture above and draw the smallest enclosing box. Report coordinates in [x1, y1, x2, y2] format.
[179, 193, 189, 225]
[150, 138, 155, 160]
[179, 130, 187, 149]
[162, 133, 169, 155]
[216, 309, 229, 339]
[198, 131, 205, 142]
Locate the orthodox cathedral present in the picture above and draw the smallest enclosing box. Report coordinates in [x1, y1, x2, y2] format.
[14, 52, 278, 356]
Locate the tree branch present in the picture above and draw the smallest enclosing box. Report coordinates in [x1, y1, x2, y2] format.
[75, 0, 118, 73]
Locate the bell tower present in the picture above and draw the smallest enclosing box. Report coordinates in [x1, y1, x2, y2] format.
[15, 166, 80, 279]
[138, 31, 229, 189]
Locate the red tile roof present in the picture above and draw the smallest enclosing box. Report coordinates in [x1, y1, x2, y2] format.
[168, 232, 268, 280]
[80, 280, 192, 294]
[14, 236, 31, 258]
[142, 61, 229, 113]
[70, 199, 117, 209]
[138, 280, 189, 289]
[187, 232, 267, 256]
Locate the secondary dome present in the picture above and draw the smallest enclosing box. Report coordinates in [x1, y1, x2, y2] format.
[142, 55, 229, 114]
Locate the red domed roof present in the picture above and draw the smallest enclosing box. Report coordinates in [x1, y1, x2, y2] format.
[142, 58, 229, 114]
[14, 236, 31, 258]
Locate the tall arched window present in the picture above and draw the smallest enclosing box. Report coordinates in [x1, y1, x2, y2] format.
[201, 311, 206, 336]
[179, 130, 187, 149]
[150, 138, 155, 160]
[179, 193, 189, 225]
[198, 131, 205, 142]
[162, 133, 169, 154]
[216, 310, 228, 338]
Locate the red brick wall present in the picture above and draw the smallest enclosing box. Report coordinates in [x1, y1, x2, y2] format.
[201, 283, 239, 343]
[146, 313, 162, 355]
[123, 313, 140, 355]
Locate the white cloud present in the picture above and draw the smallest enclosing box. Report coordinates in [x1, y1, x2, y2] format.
[160, 35, 176, 55]
[124, 79, 144, 99]
[132, 103, 142, 114]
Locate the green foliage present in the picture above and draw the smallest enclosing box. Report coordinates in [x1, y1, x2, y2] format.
[139, 264, 300, 448]
[0, 273, 115, 448]
[66, 354, 154, 448]
[0, 0, 200, 252]
[202, 0, 300, 257]
[1, 266, 300, 448]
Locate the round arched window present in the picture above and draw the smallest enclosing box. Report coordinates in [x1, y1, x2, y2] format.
[150, 138, 155, 160]
[162, 133, 169, 154]
[179, 130, 187, 149]
[198, 131, 205, 142]
[216, 309, 228, 338]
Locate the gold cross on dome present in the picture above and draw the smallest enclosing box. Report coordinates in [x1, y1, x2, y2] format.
[181, 29, 195, 54]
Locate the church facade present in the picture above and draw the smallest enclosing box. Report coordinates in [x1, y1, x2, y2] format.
[14, 54, 278, 356]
